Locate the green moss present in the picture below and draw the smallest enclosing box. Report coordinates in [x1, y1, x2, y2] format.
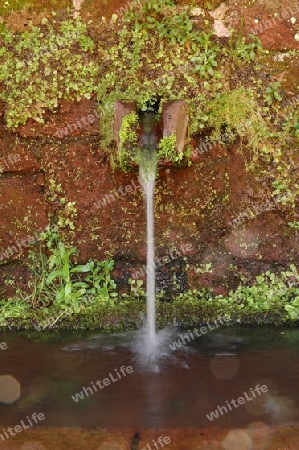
[0, 16, 98, 128]
[118, 112, 140, 171]
[201, 87, 271, 153]
[1, 265, 298, 331]
[157, 133, 178, 162]
[0, 1, 297, 201]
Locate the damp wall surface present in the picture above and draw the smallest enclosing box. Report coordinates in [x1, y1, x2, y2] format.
[0, 93, 298, 297]
[0, 0, 299, 298]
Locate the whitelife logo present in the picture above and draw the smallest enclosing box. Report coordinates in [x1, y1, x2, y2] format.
[132, 243, 193, 280]
[141, 436, 171, 450]
[169, 316, 230, 351]
[93, 178, 141, 210]
[0, 342, 7, 351]
[0, 412, 45, 442]
[0, 223, 59, 263]
[250, 3, 299, 34]
[0, 153, 21, 173]
[71, 365, 133, 402]
[206, 384, 269, 421]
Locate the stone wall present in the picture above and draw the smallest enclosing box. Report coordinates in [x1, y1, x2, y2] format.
[0, 94, 298, 298]
[0, 0, 299, 298]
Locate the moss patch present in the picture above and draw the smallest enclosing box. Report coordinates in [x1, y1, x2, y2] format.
[1, 264, 299, 331]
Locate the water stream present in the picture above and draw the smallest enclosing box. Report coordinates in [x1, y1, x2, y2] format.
[139, 112, 158, 347]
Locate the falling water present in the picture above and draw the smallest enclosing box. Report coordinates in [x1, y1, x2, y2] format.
[139, 112, 157, 346]
[135, 113, 175, 370]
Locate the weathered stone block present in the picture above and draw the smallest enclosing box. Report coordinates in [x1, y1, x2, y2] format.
[17, 98, 101, 139]
[114, 101, 137, 152]
[0, 145, 40, 173]
[0, 174, 48, 263]
[162, 100, 189, 154]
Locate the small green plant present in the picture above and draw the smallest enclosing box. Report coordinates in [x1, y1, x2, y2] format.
[195, 263, 213, 274]
[190, 32, 219, 79]
[1, 262, 299, 329]
[27, 228, 117, 311]
[231, 272, 286, 311]
[0, 17, 99, 128]
[199, 87, 271, 155]
[118, 112, 140, 170]
[119, 112, 139, 151]
[234, 34, 264, 62]
[126, 278, 145, 299]
[173, 265, 299, 325]
[288, 222, 299, 229]
[283, 265, 299, 319]
[45, 240, 89, 309]
[294, 115, 299, 136]
[0, 298, 30, 327]
[125, 0, 193, 46]
[285, 296, 299, 320]
[265, 82, 283, 106]
[83, 260, 117, 297]
[271, 178, 298, 207]
[157, 133, 179, 162]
